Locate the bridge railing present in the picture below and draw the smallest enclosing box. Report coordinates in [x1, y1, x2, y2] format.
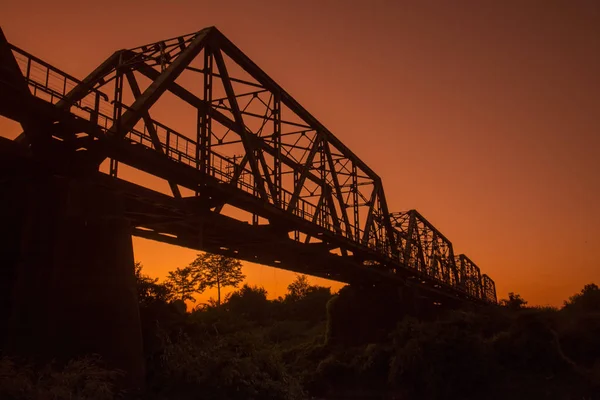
[110, 108, 326, 229]
[10, 44, 112, 124]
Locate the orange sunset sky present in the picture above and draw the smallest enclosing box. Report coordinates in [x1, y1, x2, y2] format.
[1, 0, 598, 306]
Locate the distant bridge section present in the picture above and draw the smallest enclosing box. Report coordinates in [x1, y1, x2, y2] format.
[0, 26, 496, 304]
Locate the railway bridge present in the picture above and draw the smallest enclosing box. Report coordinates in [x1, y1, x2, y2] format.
[0, 26, 496, 386]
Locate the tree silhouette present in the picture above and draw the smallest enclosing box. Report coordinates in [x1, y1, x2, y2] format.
[134, 262, 173, 305]
[564, 283, 600, 312]
[499, 292, 527, 310]
[286, 274, 311, 301]
[225, 284, 271, 323]
[166, 265, 202, 303]
[281, 274, 332, 323]
[191, 254, 245, 305]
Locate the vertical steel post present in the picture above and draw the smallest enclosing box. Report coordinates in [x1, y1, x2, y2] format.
[293, 170, 299, 215]
[352, 163, 359, 242]
[430, 231, 437, 278]
[109, 68, 124, 178]
[273, 93, 282, 207]
[198, 47, 213, 178]
[403, 211, 417, 269]
[320, 141, 327, 228]
[448, 245, 458, 287]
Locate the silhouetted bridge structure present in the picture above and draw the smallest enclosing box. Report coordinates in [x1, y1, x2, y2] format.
[0, 26, 496, 385]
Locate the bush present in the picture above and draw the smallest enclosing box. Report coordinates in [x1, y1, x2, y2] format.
[0, 355, 122, 400]
[491, 313, 566, 375]
[224, 285, 272, 324]
[389, 318, 493, 399]
[557, 311, 600, 368]
[564, 283, 600, 313]
[314, 354, 355, 386]
[266, 320, 309, 344]
[151, 328, 304, 400]
[356, 343, 393, 382]
[499, 292, 527, 310]
[132, 267, 600, 399]
[325, 285, 403, 346]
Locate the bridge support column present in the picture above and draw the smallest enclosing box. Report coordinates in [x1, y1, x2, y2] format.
[5, 175, 144, 390]
[325, 283, 448, 346]
[0, 181, 27, 347]
[326, 284, 408, 346]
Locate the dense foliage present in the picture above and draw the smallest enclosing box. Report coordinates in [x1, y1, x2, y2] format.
[2, 266, 599, 399]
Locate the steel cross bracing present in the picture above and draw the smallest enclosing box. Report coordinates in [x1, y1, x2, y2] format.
[0, 26, 497, 304]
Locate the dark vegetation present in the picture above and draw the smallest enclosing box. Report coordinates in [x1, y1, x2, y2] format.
[1, 254, 599, 399]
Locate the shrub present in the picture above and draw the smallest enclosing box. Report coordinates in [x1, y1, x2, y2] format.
[152, 328, 304, 400]
[564, 283, 600, 313]
[224, 284, 272, 324]
[388, 316, 493, 399]
[0, 355, 122, 400]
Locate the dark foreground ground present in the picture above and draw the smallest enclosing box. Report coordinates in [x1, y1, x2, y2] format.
[1, 273, 599, 400]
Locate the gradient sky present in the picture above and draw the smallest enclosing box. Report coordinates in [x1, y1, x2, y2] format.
[1, 0, 598, 306]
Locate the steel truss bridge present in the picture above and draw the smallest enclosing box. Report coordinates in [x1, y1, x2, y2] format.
[0, 26, 496, 305]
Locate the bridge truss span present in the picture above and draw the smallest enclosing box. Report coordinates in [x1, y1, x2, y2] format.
[0, 26, 497, 304]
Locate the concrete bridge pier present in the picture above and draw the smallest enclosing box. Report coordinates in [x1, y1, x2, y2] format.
[325, 282, 454, 346]
[0, 179, 27, 348]
[4, 174, 145, 390]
